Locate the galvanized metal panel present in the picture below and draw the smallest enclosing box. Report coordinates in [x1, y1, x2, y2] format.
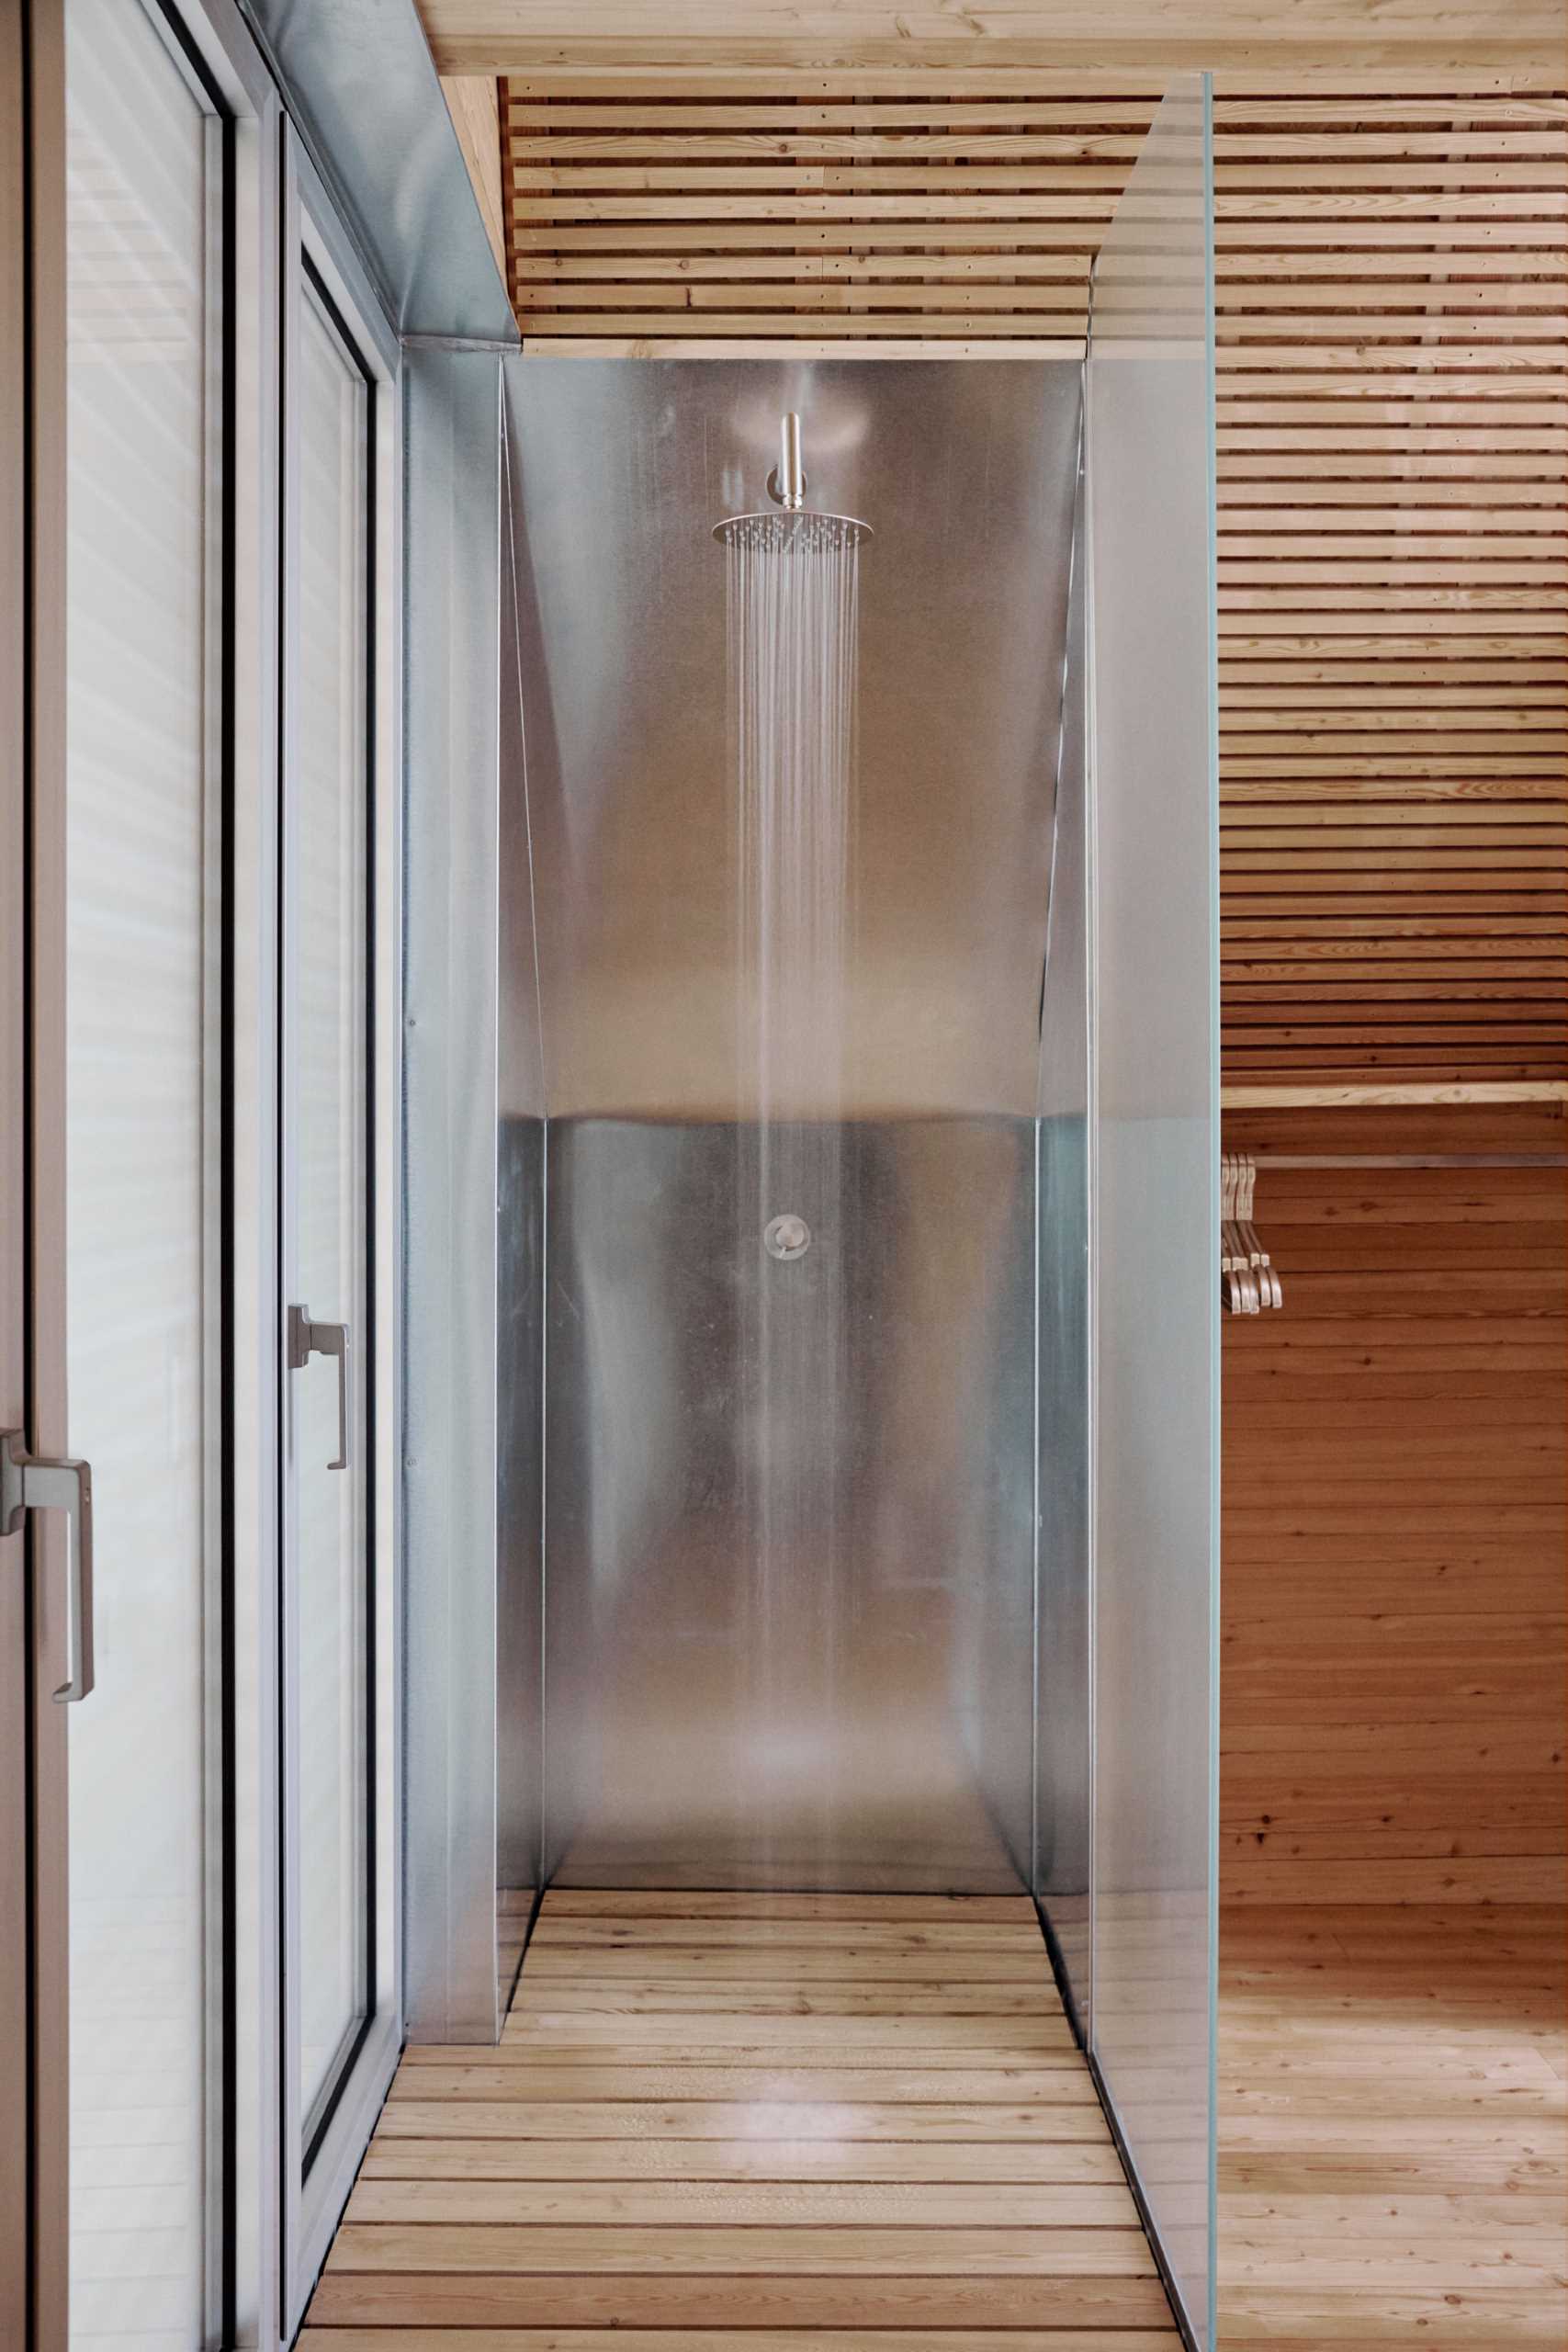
[402, 346, 504, 2041]
[544, 1116, 1036, 1893]
[502, 356, 1082, 1124]
[239, 0, 514, 340]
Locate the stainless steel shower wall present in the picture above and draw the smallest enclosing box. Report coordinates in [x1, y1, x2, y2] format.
[502, 359, 1081, 1890]
[502, 359, 1081, 1124]
[543, 1115, 1037, 1891]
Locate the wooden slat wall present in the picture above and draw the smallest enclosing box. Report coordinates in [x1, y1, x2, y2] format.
[1222, 1104, 1567, 1906]
[490, 79, 1568, 1098]
[1216, 90, 1567, 1096]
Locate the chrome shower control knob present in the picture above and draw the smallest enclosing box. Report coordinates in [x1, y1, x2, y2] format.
[764, 1214, 811, 1261]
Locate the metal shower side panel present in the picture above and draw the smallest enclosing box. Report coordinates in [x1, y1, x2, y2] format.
[403, 345, 511, 2041]
[501, 357, 1083, 1893]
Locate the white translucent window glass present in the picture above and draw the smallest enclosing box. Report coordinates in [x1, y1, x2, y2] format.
[64, 2, 211, 2343]
[1088, 74, 1219, 2352]
[290, 280, 371, 2142]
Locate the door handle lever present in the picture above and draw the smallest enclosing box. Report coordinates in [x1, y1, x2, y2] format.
[2, 1430, 95, 1702]
[287, 1306, 352, 1471]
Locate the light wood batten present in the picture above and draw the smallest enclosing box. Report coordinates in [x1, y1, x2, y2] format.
[417, 4, 1565, 80]
[439, 74, 509, 276]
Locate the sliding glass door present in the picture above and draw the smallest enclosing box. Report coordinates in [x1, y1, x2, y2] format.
[0, 5, 52, 2338]
[63, 5, 220, 2341]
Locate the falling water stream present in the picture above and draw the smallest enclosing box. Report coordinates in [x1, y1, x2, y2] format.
[725, 505, 863, 1876]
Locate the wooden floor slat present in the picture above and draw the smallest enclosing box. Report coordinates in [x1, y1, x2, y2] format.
[304, 2274, 1178, 2330]
[373, 2100, 1116, 2143]
[507, 1983, 1063, 2014]
[540, 1890, 1040, 1921]
[495, 2018, 1078, 2049]
[384, 2065, 1103, 2104]
[300, 2333, 1181, 2351]
[357, 2137, 1131, 2184]
[308, 1891, 1176, 2342]
[520, 1951, 1053, 1979]
[527, 1917, 1050, 1951]
[343, 2179, 1140, 2226]
[324, 2222, 1158, 2277]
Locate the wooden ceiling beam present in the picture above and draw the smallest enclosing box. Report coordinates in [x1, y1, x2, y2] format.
[417, 4, 1567, 81]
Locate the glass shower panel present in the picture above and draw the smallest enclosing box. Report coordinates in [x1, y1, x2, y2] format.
[1087, 74, 1219, 2351]
[64, 4, 213, 2339]
[1034, 446, 1090, 2024]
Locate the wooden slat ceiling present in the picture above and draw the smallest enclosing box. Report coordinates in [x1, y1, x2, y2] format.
[457, 69, 1568, 1102]
[1206, 89, 1565, 1099]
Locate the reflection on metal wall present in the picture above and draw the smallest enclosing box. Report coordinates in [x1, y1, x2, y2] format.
[544, 1118, 1034, 1893]
[1035, 439, 1091, 2019]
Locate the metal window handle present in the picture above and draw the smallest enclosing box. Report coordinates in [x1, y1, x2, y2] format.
[2, 1430, 96, 1703]
[288, 1306, 352, 1471]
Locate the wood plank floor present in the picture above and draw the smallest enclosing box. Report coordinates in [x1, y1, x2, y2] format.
[1219, 1903, 1568, 2349]
[302, 1889, 1179, 2346]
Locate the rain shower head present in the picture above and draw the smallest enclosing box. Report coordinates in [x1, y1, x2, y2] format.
[713, 412, 872, 548]
[714, 509, 871, 554]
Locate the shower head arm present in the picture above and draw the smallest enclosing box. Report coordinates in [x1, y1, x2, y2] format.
[716, 411, 872, 545]
[768, 412, 807, 512]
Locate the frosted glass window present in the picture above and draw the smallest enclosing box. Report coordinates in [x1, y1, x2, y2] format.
[64, 3, 212, 2343]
